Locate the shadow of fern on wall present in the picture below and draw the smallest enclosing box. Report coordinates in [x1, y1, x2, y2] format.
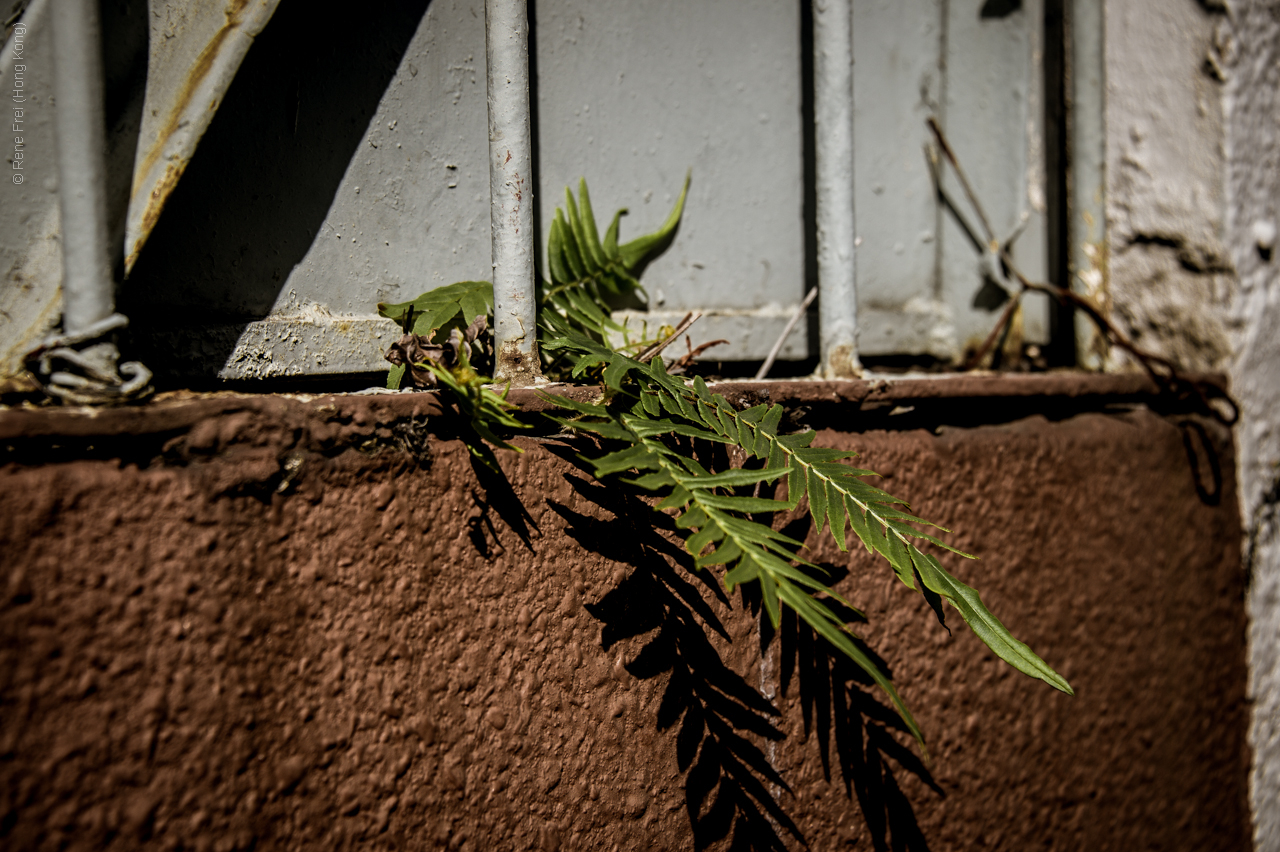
[771, 578, 943, 852]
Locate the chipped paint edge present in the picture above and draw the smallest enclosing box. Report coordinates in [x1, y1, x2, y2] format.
[146, 315, 401, 380]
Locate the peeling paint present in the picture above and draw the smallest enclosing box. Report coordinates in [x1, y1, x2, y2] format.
[495, 338, 542, 388]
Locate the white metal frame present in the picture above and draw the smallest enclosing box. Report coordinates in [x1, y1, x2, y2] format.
[813, 0, 861, 378]
[29, 0, 1100, 384]
[481, 0, 866, 380]
[485, 0, 543, 385]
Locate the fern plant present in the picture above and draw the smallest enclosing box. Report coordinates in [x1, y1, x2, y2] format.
[376, 178, 1072, 746]
[539, 176, 689, 362]
[378, 279, 494, 391]
[538, 333, 1072, 744]
[379, 286, 523, 470]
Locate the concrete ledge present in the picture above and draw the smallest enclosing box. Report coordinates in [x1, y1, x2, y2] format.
[0, 370, 1227, 446]
[144, 316, 404, 381]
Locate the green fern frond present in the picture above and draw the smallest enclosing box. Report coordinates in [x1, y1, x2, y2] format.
[541, 334, 1073, 742]
[379, 279, 494, 339]
[377, 173, 1072, 756]
[539, 175, 690, 350]
[421, 352, 525, 473]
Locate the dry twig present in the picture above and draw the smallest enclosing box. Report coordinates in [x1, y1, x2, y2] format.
[926, 118, 1237, 425]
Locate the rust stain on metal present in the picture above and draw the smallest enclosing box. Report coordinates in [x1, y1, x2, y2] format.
[825, 343, 861, 379]
[132, 1, 253, 199]
[126, 160, 189, 272]
[496, 339, 543, 387]
[1078, 236, 1111, 364]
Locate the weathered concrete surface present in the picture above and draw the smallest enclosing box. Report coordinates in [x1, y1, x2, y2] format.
[0, 379, 1248, 850]
[1222, 1, 1280, 848]
[1106, 0, 1235, 372]
[1107, 6, 1280, 843]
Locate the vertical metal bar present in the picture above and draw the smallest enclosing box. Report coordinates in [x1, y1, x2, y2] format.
[813, 0, 860, 379]
[485, 0, 542, 385]
[50, 0, 113, 338]
[1069, 0, 1107, 369]
[39, 0, 151, 403]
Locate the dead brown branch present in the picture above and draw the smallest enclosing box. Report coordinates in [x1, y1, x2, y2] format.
[927, 118, 1238, 425]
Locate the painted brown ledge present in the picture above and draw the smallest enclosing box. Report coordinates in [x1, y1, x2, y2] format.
[522, 369, 1208, 409]
[0, 369, 1249, 851]
[0, 370, 1227, 449]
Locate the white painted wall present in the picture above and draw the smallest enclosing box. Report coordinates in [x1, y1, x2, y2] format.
[1105, 0, 1234, 370]
[1106, 1, 1279, 846]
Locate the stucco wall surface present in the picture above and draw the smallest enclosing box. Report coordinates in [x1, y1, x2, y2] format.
[0, 384, 1248, 851]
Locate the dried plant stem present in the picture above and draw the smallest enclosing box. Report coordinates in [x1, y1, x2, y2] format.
[636, 312, 701, 364]
[755, 287, 818, 380]
[928, 118, 1237, 424]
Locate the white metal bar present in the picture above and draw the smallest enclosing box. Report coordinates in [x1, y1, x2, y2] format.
[813, 0, 860, 378]
[1069, 0, 1107, 369]
[484, 0, 542, 385]
[50, 0, 112, 338]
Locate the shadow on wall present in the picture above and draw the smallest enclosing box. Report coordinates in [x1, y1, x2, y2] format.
[100, 0, 150, 278]
[540, 441, 939, 852]
[119, 0, 431, 373]
[775, 598, 941, 852]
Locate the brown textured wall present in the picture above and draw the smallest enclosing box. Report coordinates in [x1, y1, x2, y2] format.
[0, 379, 1249, 851]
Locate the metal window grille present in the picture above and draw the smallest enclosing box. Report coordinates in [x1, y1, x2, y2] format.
[0, 0, 1105, 384]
